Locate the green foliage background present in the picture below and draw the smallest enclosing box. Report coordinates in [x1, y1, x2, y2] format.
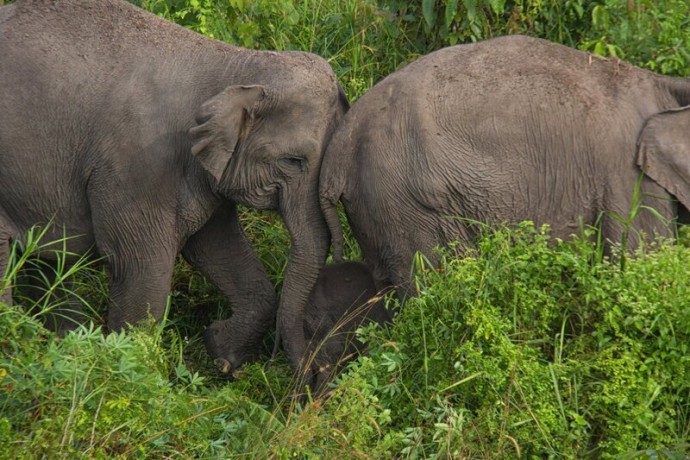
[2, 0, 690, 458]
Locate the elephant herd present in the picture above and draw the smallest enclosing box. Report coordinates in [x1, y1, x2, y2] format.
[1, 0, 689, 392]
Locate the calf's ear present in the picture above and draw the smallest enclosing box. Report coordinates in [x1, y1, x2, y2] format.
[189, 85, 266, 182]
[637, 106, 690, 210]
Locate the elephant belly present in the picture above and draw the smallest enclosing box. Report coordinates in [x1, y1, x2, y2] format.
[0, 189, 96, 260]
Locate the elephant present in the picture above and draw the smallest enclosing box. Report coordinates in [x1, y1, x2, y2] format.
[303, 261, 390, 393]
[0, 0, 348, 373]
[206, 261, 391, 393]
[319, 34, 690, 296]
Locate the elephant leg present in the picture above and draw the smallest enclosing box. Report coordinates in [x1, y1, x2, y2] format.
[104, 245, 177, 331]
[182, 203, 277, 371]
[92, 218, 176, 332]
[87, 195, 179, 332]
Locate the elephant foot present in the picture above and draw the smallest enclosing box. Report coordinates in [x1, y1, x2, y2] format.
[203, 318, 260, 377]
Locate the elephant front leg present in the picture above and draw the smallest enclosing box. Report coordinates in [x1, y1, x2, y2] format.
[105, 248, 178, 332]
[182, 204, 277, 372]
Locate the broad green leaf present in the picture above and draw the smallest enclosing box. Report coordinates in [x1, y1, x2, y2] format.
[591, 5, 608, 28]
[488, 0, 505, 15]
[423, 0, 436, 28]
[445, 0, 459, 29]
[463, 0, 477, 21]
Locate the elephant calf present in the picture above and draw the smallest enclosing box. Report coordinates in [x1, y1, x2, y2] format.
[304, 261, 391, 394]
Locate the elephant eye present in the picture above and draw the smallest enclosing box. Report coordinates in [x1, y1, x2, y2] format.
[279, 156, 306, 172]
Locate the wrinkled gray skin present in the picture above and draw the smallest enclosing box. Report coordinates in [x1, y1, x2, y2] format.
[0, 0, 347, 373]
[304, 261, 390, 394]
[320, 35, 690, 292]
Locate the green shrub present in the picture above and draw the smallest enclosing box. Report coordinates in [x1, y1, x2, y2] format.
[0, 303, 293, 458]
[325, 223, 690, 458]
[382, 0, 689, 76]
[3, 223, 690, 458]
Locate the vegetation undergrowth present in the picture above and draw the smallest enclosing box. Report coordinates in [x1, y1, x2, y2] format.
[3, 223, 690, 458]
[2, 0, 690, 458]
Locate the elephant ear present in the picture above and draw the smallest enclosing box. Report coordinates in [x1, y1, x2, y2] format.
[636, 106, 690, 210]
[190, 85, 266, 182]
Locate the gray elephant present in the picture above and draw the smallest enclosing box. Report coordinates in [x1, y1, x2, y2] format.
[319, 35, 690, 296]
[206, 261, 391, 392]
[0, 0, 347, 373]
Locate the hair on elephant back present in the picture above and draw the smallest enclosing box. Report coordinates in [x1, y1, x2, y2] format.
[320, 34, 690, 296]
[0, 0, 348, 374]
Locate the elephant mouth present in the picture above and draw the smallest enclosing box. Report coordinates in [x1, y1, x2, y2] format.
[232, 184, 279, 210]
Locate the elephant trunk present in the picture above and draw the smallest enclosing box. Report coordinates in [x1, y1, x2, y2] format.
[278, 186, 330, 376]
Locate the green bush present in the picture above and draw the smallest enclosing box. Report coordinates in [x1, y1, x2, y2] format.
[3, 224, 690, 457]
[295, 224, 690, 458]
[383, 0, 689, 76]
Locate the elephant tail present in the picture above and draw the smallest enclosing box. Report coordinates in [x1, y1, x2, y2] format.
[320, 139, 350, 263]
[319, 84, 351, 263]
[320, 191, 344, 263]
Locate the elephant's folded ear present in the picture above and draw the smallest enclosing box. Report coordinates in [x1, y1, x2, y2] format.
[190, 85, 266, 182]
[637, 106, 690, 210]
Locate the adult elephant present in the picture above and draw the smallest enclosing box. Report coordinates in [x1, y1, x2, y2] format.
[320, 35, 690, 295]
[0, 0, 348, 373]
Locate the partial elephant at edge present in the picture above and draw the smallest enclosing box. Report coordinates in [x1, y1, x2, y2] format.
[0, 0, 348, 375]
[320, 34, 690, 297]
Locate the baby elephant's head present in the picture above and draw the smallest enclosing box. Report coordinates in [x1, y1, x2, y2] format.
[303, 261, 393, 395]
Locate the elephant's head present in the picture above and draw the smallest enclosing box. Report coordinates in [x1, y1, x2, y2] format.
[189, 59, 349, 374]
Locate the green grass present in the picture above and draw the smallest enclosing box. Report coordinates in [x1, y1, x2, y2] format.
[2, 0, 690, 457]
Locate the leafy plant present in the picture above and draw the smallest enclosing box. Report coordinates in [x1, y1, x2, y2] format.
[331, 223, 690, 457]
[583, 0, 690, 76]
